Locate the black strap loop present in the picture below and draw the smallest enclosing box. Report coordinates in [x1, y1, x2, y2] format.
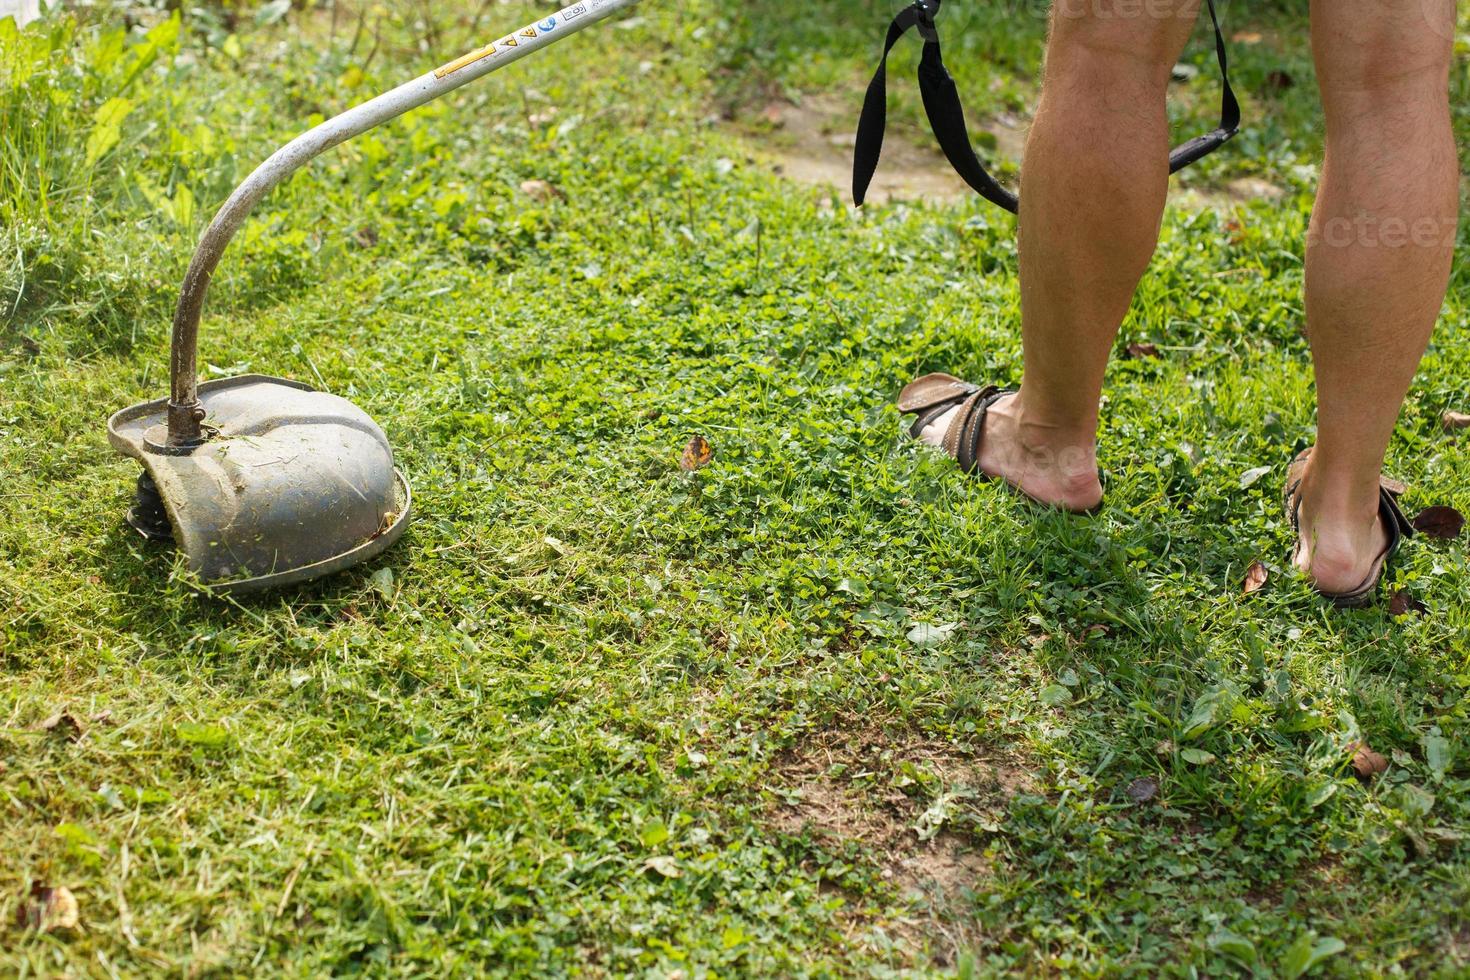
[853, 0, 1241, 212]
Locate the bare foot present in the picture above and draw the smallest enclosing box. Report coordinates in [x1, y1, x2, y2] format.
[917, 393, 1103, 512]
[1292, 477, 1391, 596]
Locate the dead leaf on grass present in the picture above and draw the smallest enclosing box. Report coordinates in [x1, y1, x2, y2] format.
[519, 179, 564, 203]
[1125, 342, 1161, 360]
[1348, 741, 1388, 780]
[643, 855, 682, 878]
[1442, 411, 1470, 432]
[35, 712, 84, 740]
[1243, 561, 1269, 595]
[1264, 69, 1295, 93]
[1411, 506, 1465, 540]
[1126, 776, 1159, 803]
[679, 435, 714, 471]
[16, 883, 79, 932]
[1387, 591, 1428, 618]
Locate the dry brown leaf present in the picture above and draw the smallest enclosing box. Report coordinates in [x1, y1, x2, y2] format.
[352, 225, 379, 249]
[679, 435, 714, 472]
[35, 712, 84, 739]
[1387, 591, 1428, 617]
[1411, 506, 1465, 540]
[1264, 69, 1295, 93]
[16, 883, 79, 932]
[1243, 561, 1269, 595]
[1442, 411, 1470, 432]
[1223, 217, 1246, 246]
[1126, 776, 1159, 804]
[519, 179, 564, 204]
[1125, 342, 1161, 360]
[1348, 741, 1388, 780]
[1232, 31, 1264, 44]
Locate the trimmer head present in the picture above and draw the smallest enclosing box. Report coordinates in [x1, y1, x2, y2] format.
[109, 376, 410, 595]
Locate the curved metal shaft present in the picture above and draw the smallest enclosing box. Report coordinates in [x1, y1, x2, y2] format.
[166, 0, 638, 444]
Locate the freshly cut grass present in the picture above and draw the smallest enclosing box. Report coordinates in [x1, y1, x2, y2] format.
[2, 2, 1468, 975]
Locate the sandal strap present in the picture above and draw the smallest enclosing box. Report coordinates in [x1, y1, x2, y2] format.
[909, 403, 960, 440]
[945, 386, 1013, 474]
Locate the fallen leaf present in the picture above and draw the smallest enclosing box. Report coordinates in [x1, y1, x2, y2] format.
[35, 712, 84, 740]
[1348, 741, 1388, 780]
[1387, 591, 1428, 617]
[1411, 506, 1465, 540]
[1442, 410, 1470, 432]
[1180, 748, 1216, 766]
[1243, 561, 1269, 595]
[907, 622, 957, 647]
[1125, 342, 1161, 360]
[1239, 465, 1272, 489]
[1232, 31, 1264, 44]
[519, 179, 564, 203]
[1264, 69, 1295, 93]
[368, 567, 395, 598]
[1154, 739, 1176, 756]
[1126, 776, 1159, 803]
[643, 855, 682, 878]
[88, 710, 114, 726]
[16, 883, 79, 932]
[679, 435, 714, 472]
[352, 225, 378, 248]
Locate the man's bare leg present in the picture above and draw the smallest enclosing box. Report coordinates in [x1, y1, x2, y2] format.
[1293, 0, 1457, 594]
[919, 0, 1203, 512]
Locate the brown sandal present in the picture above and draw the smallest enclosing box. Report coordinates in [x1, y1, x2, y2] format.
[897, 373, 1102, 516]
[1283, 447, 1414, 608]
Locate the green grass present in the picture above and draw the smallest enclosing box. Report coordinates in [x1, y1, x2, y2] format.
[3, 2, 1469, 975]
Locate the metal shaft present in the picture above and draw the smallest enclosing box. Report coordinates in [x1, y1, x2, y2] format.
[166, 0, 638, 445]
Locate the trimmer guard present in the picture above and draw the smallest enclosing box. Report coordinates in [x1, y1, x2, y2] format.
[108, 376, 411, 594]
[108, 0, 633, 594]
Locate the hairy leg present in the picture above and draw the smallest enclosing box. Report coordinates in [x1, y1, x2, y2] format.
[920, 0, 1203, 511]
[1295, 0, 1458, 593]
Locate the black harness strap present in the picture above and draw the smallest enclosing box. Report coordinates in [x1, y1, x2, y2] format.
[853, 0, 1242, 212]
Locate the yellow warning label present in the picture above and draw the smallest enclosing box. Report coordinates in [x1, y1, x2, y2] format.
[520, 28, 537, 38]
[501, 35, 518, 48]
[434, 43, 497, 79]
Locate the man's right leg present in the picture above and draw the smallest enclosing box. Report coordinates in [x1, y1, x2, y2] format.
[918, 0, 1203, 512]
[1295, 0, 1458, 594]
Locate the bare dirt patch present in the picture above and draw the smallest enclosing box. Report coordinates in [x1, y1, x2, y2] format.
[767, 723, 1034, 966]
[726, 94, 1028, 206]
[1174, 176, 1288, 213]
